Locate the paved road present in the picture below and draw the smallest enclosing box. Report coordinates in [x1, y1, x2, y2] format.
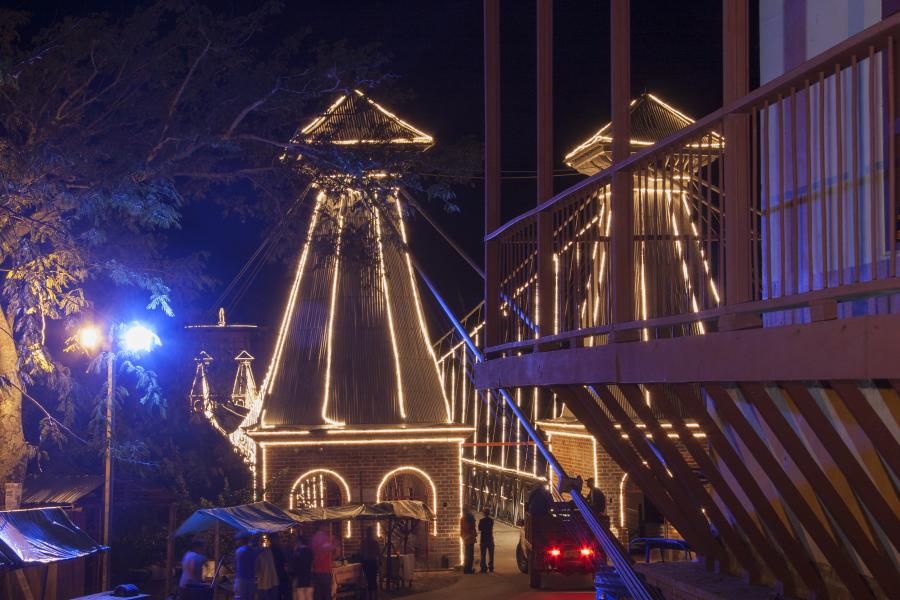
[408, 523, 594, 600]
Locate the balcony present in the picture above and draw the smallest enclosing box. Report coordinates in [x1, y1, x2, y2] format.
[476, 12, 900, 389]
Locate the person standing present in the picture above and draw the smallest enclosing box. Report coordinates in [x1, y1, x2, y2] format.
[178, 539, 207, 592]
[233, 532, 258, 600]
[478, 509, 495, 573]
[359, 526, 381, 600]
[290, 535, 314, 600]
[256, 537, 280, 600]
[269, 537, 291, 600]
[459, 507, 477, 574]
[585, 477, 607, 514]
[310, 523, 334, 600]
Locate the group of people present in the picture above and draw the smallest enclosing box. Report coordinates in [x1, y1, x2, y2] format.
[459, 507, 494, 574]
[179, 521, 383, 600]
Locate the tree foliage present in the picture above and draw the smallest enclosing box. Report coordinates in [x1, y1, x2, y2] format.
[0, 0, 436, 483]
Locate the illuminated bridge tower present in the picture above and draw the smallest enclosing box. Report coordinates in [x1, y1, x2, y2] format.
[244, 92, 467, 567]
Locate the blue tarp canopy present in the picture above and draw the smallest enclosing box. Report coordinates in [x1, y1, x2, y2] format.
[0, 507, 104, 567]
[175, 501, 301, 537]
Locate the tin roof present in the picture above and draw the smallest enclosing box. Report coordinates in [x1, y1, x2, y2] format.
[22, 475, 104, 506]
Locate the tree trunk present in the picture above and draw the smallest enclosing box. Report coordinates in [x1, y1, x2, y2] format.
[0, 308, 27, 503]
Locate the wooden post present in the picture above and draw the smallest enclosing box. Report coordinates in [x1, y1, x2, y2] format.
[609, 0, 635, 334]
[163, 503, 176, 600]
[484, 0, 502, 348]
[536, 0, 554, 339]
[722, 0, 753, 307]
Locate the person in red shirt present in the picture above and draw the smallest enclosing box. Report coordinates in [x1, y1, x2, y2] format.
[309, 523, 333, 600]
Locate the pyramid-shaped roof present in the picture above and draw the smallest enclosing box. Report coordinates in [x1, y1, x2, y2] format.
[297, 90, 433, 146]
[565, 93, 715, 175]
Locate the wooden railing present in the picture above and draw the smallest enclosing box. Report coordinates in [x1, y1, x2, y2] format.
[485, 13, 900, 357]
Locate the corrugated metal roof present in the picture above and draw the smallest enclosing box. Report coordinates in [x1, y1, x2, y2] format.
[260, 195, 450, 428]
[297, 90, 433, 145]
[22, 475, 104, 506]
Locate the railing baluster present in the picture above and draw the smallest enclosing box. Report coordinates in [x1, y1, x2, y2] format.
[791, 87, 800, 296]
[805, 80, 814, 293]
[868, 46, 878, 281]
[764, 102, 773, 299]
[836, 63, 845, 286]
[852, 54, 861, 282]
[778, 95, 786, 298]
[890, 36, 897, 278]
[819, 71, 828, 289]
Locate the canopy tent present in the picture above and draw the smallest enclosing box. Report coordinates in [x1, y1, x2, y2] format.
[0, 507, 104, 567]
[290, 500, 434, 523]
[175, 501, 301, 537]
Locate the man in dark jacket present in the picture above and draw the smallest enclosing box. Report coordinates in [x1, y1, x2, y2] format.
[478, 509, 495, 573]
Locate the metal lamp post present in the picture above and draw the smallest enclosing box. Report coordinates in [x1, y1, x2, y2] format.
[77, 322, 160, 591]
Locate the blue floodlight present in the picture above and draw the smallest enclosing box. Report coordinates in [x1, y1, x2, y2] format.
[121, 323, 161, 353]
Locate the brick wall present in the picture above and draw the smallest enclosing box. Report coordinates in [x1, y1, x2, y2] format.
[260, 439, 461, 567]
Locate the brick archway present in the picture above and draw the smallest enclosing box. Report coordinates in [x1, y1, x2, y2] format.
[289, 468, 352, 509]
[376, 466, 438, 535]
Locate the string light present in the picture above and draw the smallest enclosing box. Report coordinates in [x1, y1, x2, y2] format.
[394, 197, 453, 422]
[289, 469, 353, 537]
[374, 208, 407, 419]
[321, 196, 346, 426]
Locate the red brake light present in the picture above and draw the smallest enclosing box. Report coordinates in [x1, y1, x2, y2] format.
[548, 548, 561, 557]
[580, 547, 594, 557]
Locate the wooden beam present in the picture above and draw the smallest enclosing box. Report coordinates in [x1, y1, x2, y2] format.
[474, 314, 900, 389]
[484, 0, 501, 347]
[610, 0, 634, 328]
[673, 384, 828, 598]
[740, 383, 899, 594]
[557, 385, 720, 567]
[706, 384, 875, 599]
[783, 383, 900, 544]
[650, 384, 799, 596]
[536, 0, 554, 338]
[620, 384, 761, 581]
[723, 0, 752, 305]
[599, 384, 729, 569]
[830, 381, 900, 484]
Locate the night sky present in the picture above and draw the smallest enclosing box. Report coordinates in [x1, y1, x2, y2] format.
[8, 0, 745, 367]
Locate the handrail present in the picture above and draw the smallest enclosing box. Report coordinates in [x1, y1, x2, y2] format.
[485, 10, 900, 243]
[485, 276, 900, 356]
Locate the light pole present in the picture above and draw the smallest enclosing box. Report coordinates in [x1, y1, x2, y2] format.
[77, 322, 160, 591]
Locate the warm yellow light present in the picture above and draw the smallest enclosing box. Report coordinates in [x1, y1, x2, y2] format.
[77, 326, 102, 351]
[376, 466, 439, 535]
[394, 198, 452, 422]
[321, 196, 346, 426]
[290, 468, 353, 538]
[374, 209, 407, 419]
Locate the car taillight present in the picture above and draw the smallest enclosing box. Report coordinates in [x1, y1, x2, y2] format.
[580, 547, 594, 557]
[548, 548, 561, 557]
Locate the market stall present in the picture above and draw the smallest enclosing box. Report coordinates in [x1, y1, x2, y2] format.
[0, 507, 106, 599]
[290, 500, 435, 592]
